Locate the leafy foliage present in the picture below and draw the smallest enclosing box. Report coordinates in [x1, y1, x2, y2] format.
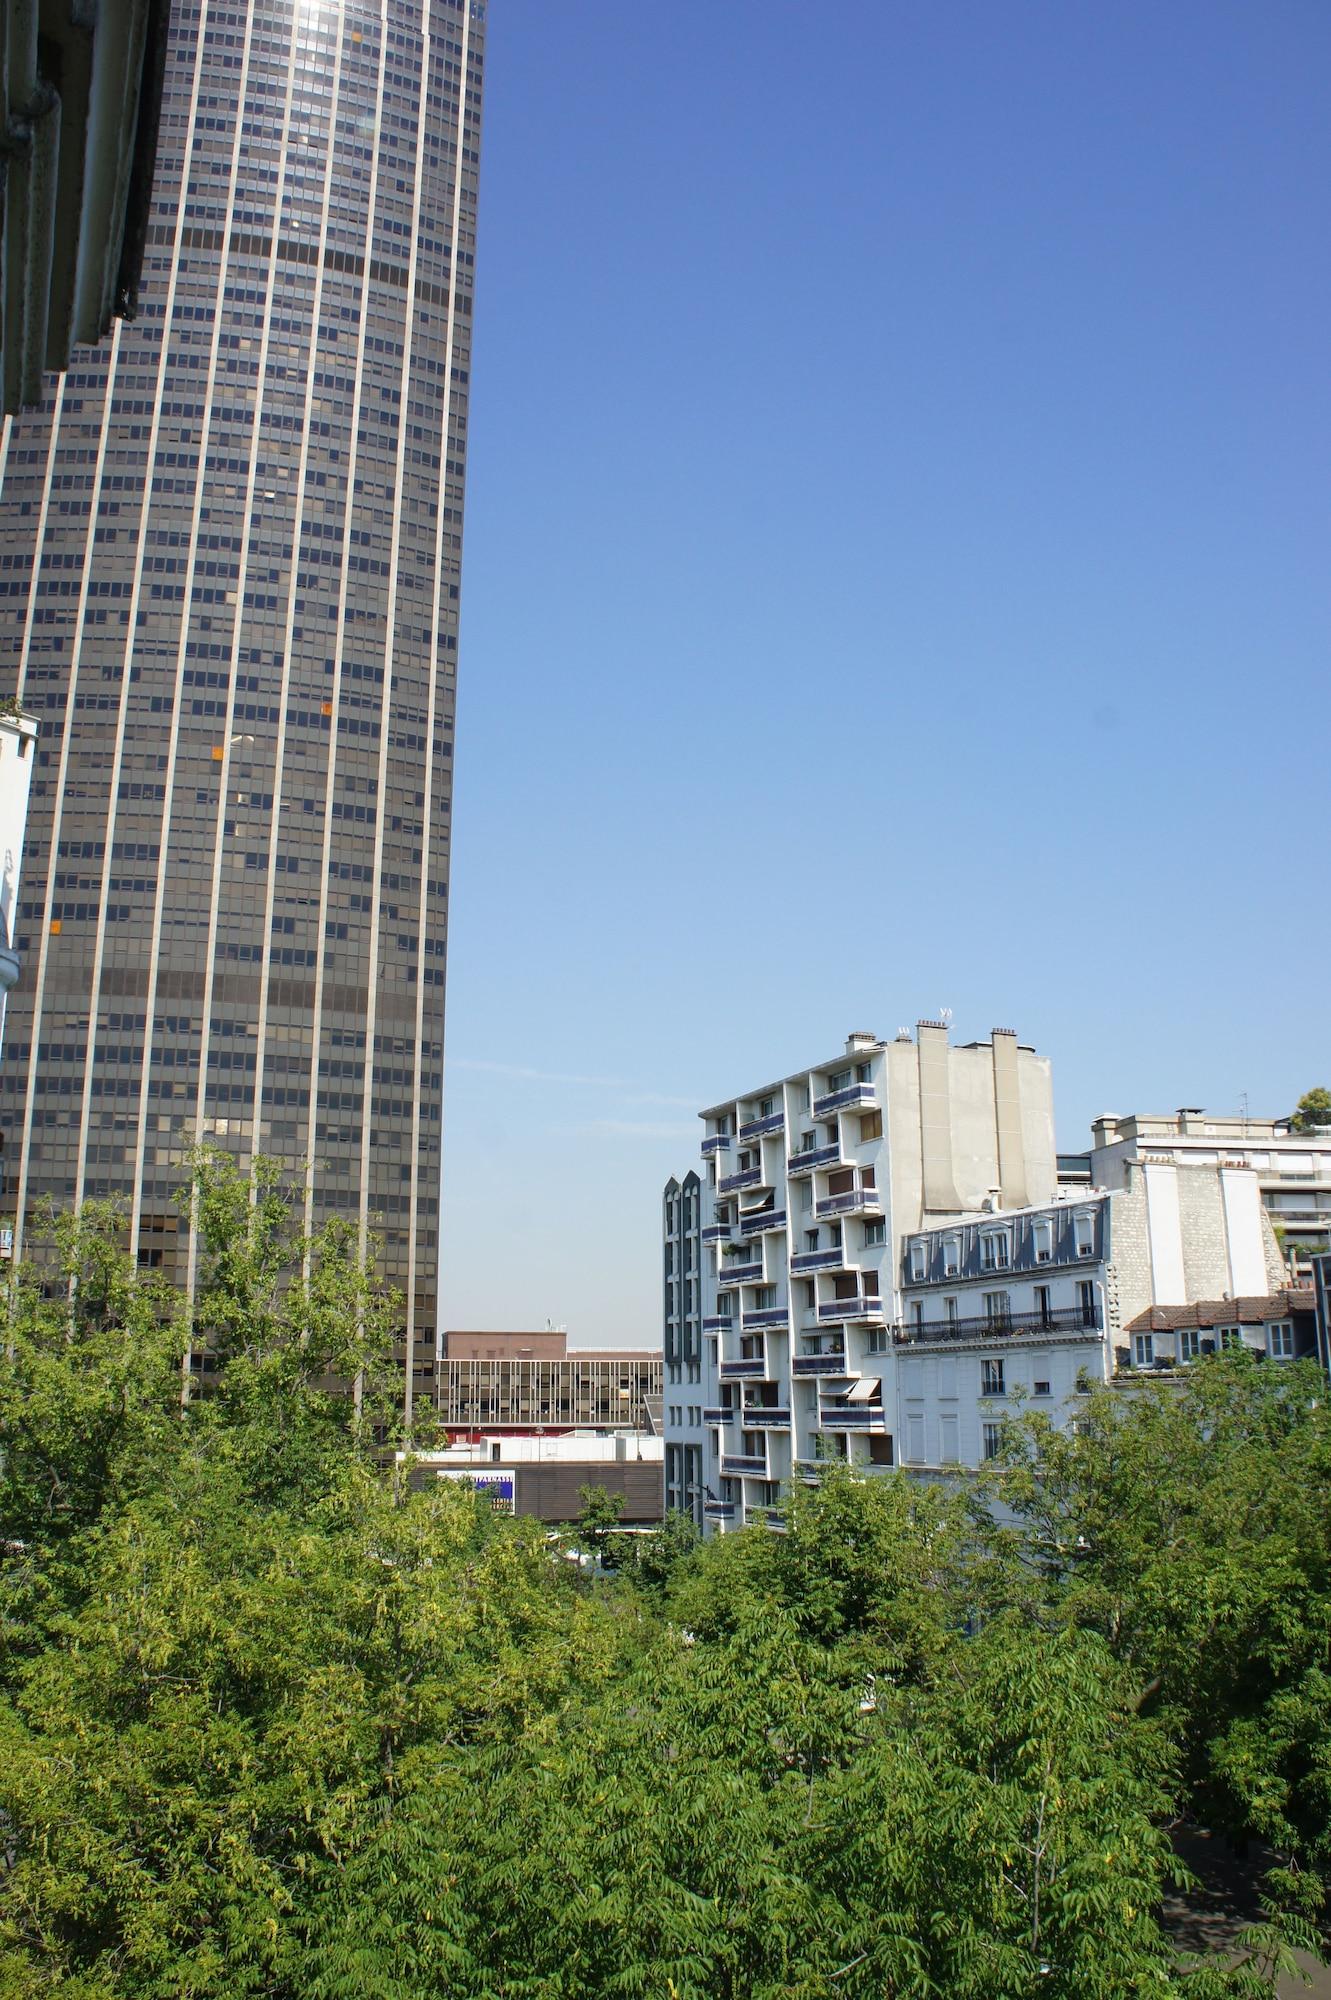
[0, 1165, 1326, 1994]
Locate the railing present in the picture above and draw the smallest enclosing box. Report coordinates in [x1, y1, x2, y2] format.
[818, 1295, 886, 1323]
[702, 1314, 734, 1333]
[813, 1083, 876, 1117]
[702, 1406, 734, 1426]
[718, 1166, 763, 1195]
[790, 1247, 846, 1274]
[719, 1357, 767, 1379]
[786, 1143, 841, 1176]
[818, 1407, 889, 1431]
[718, 1260, 763, 1286]
[739, 1207, 787, 1236]
[703, 1498, 736, 1520]
[721, 1453, 767, 1477]
[742, 1306, 789, 1331]
[701, 1222, 733, 1244]
[738, 1110, 786, 1141]
[895, 1305, 1103, 1347]
[738, 1405, 791, 1427]
[701, 1134, 730, 1157]
[792, 1351, 852, 1376]
[816, 1189, 882, 1219]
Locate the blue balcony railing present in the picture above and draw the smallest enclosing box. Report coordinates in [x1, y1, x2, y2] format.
[719, 1357, 767, 1380]
[790, 1248, 846, 1274]
[702, 1314, 734, 1333]
[738, 1110, 786, 1141]
[818, 1407, 889, 1431]
[818, 1295, 885, 1323]
[737, 1406, 790, 1428]
[815, 1189, 882, 1220]
[718, 1259, 763, 1286]
[701, 1134, 731, 1157]
[787, 1143, 840, 1176]
[704, 1498, 736, 1520]
[739, 1207, 786, 1237]
[701, 1222, 733, 1244]
[792, 1350, 852, 1376]
[742, 1306, 789, 1331]
[702, 1406, 734, 1426]
[721, 1453, 768, 1477]
[813, 1083, 877, 1118]
[718, 1167, 762, 1195]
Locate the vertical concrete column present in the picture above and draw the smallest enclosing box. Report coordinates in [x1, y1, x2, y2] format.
[916, 1021, 962, 1214]
[990, 1027, 1030, 1211]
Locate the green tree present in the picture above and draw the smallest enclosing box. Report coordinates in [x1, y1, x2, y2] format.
[1290, 1087, 1331, 1132]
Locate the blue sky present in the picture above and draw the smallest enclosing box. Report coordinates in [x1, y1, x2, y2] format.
[438, 0, 1330, 1346]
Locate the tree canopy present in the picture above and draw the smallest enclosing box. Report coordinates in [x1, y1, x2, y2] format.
[0, 1158, 1326, 1995]
[1290, 1087, 1331, 1133]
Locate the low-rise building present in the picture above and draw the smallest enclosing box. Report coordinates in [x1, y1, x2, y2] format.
[402, 1430, 664, 1525]
[436, 1328, 661, 1437]
[1121, 1290, 1317, 1372]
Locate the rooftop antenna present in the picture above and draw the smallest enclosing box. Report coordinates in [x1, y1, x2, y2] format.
[939, 1006, 953, 1028]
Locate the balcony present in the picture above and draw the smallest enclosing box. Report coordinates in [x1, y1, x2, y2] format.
[719, 1167, 763, 1195]
[818, 1406, 890, 1432]
[787, 1143, 840, 1177]
[702, 1406, 735, 1426]
[719, 1356, 768, 1380]
[738, 1110, 786, 1142]
[702, 1314, 734, 1333]
[813, 1082, 877, 1118]
[895, 1304, 1103, 1348]
[791, 1350, 852, 1377]
[703, 1498, 736, 1521]
[742, 1305, 789, 1331]
[720, 1453, 768, 1478]
[818, 1294, 886, 1324]
[701, 1222, 733, 1245]
[737, 1405, 791, 1428]
[718, 1259, 763, 1287]
[701, 1134, 730, 1158]
[815, 1188, 882, 1221]
[739, 1207, 787, 1237]
[790, 1247, 847, 1274]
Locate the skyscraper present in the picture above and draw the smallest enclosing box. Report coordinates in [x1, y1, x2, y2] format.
[0, 0, 486, 1415]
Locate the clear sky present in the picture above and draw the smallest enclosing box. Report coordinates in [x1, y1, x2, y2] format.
[438, 0, 1330, 1347]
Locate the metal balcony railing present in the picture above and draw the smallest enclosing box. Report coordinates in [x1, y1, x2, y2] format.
[742, 1306, 789, 1331]
[791, 1351, 852, 1376]
[738, 1110, 786, 1141]
[815, 1189, 882, 1219]
[818, 1295, 886, 1323]
[702, 1406, 734, 1426]
[739, 1207, 787, 1236]
[701, 1134, 730, 1157]
[786, 1142, 841, 1176]
[818, 1407, 889, 1431]
[720, 1453, 768, 1477]
[737, 1405, 791, 1427]
[790, 1247, 847, 1274]
[718, 1167, 762, 1194]
[895, 1305, 1103, 1347]
[719, 1356, 768, 1379]
[718, 1259, 763, 1286]
[813, 1082, 876, 1117]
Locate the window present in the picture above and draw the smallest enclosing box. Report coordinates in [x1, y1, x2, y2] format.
[828, 1067, 851, 1091]
[1032, 1218, 1053, 1263]
[754, 1286, 775, 1311]
[981, 1357, 1005, 1396]
[1077, 1279, 1097, 1327]
[800, 1131, 815, 1153]
[1033, 1379, 1051, 1397]
[1034, 1284, 1052, 1326]
[983, 1290, 1011, 1329]
[798, 1184, 812, 1213]
[861, 1165, 876, 1190]
[1217, 1326, 1243, 1352]
[1133, 1333, 1154, 1367]
[980, 1230, 1010, 1271]
[738, 1150, 753, 1171]
[862, 1271, 880, 1297]
[803, 1281, 815, 1309]
[1267, 1322, 1294, 1359]
[859, 1108, 882, 1141]
[944, 1296, 957, 1324]
[910, 1300, 924, 1330]
[909, 1240, 928, 1281]
[863, 1218, 886, 1246]
[855, 1060, 872, 1082]
[1074, 1212, 1096, 1258]
[805, 1229, 819, 1251]
[759, 1096, 774, 1117]
[943, 1234, 961, 1276]
[982, 1421, 1002, 1462]
[1180, 1328, 1200, 1361]
[716, 1291, 734, 1316]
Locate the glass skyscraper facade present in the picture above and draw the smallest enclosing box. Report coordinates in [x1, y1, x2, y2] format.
[0, 0, 485, 1414]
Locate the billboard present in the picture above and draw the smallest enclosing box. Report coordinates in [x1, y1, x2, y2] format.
[437, 1468, 516, 1514]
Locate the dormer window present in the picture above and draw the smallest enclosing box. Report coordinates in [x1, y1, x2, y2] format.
[1074, 1212, 1096, 1258]
[908, 1240, 928, 1282]
[942, 1233, 961, 1277]
[1032, 1217, 1053, 1263]
[980, 1229, 1010, 1272]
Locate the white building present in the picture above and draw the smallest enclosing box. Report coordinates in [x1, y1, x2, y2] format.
[681, 1023, 1057, 1532]
[1090, 1109, 1331, 1282]
[0, 709, 38, 1053]
[895, 1159, 1287, 1473]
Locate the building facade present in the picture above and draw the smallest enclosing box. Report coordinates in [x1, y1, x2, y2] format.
[1091, 1110, 1331, 1282]
[681, 1023, 1057, 1531]
[662, 1171, 704, 1526]
[0, 0, 486, 1412]
[0, 709, 39, 1055]
[437, 1328, 662, 1437]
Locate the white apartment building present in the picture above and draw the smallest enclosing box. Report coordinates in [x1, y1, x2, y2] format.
[680, 1023, 1057, 1532]
[1091, 1110, 1331, 1281]
[0, 710, 38, 1054]
[894, 1157, 1287, 1474]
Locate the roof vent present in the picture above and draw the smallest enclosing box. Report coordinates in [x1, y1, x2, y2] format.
[846, 1031, 878, 1054]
